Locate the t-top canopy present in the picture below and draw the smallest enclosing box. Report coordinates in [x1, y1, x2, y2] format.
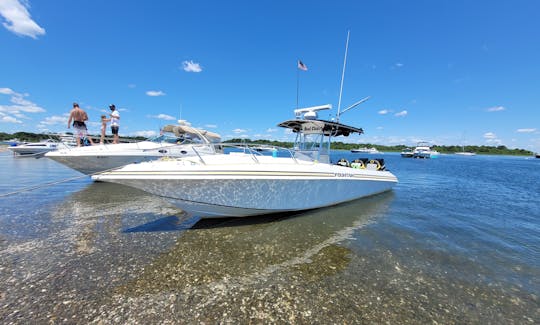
[161, 124, 221, 143]
[277, 119, 363, 137]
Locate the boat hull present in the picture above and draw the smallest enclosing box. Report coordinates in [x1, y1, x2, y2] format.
[47, 154, 164, 174]
[8, 142, 69, 156]
[46, 142, 215, 175]
[93, 156, 398, 218]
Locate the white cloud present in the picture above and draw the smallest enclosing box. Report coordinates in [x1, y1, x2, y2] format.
[266, 128, 277, 133]
[182, 60, 202, 73]
[148, 113, 175, 120]
[0, 0, 45, 39]
[1, 115, 22, 123]
[233, 128, 247, 134]
[378, 109, 389, 115]
[394, 110, 408, 117]
[483, 132, 497, 139]
[486, 106, 505, 112]
[132, 130, 158, 138]
[146, 90, 166, 97]
[0, 88, 45, 125]
[376, 126, 384, 130]
[39, 114, 68, 125]
[395, 63, 404, 68]
[516, 128, 536, 133]
[205, 124, 217, 129]
[128, 84, 136, 88]
[0, 87, 15, 95]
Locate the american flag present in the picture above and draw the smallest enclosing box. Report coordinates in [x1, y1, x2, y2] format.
[297, 60, 308, 71]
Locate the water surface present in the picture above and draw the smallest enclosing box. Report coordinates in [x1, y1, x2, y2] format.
[0, 151, 538, 323]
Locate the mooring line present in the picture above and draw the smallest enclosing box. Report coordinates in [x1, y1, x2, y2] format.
[0, 174, 91, 198]
[0, 162, 131, 198]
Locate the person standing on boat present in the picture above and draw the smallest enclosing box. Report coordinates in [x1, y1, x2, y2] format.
[99, 114, 109, 144]
[67, 102, 94, 147]
[109, 104, 120, 144]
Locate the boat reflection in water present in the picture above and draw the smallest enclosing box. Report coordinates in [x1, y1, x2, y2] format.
[112, 192, 395, 296]
[46, 179, 394, 294]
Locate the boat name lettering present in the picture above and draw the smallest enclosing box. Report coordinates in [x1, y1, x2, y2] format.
[301, 122, 324, 134]
[334, 172, 354, 178]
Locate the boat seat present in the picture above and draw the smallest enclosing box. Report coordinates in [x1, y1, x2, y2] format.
[337, 158, 350, 167]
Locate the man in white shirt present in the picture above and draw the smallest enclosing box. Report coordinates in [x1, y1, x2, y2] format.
[109, 104, 120, 144]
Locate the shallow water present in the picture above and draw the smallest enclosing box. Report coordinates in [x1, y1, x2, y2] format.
[0, 151, 538, 323]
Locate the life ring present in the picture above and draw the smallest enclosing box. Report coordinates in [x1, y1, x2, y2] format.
[351, 159, 365, 169]
[369, 159, 381, 170]
[337, 158, 350, 167]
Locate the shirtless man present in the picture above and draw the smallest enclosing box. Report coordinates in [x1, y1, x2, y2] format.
[67, 103, 94, 147]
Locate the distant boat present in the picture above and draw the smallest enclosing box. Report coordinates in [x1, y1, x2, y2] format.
[8, 139, 71, 157]
[535, 153, 540, 159]
[455, 145, 476, 156]
[1, 138, 22, 146]
[351, 147, 379, 154]
[455, 151, 476, 156]
[400, 148, 414, 158]
[412, 142, 439, 159]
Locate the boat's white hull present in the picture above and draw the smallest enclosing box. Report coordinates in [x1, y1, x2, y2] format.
[351, 148, 380, 154]
[46, 142, 215, 175]
[413, 150, 439, 159]
[9, 142, 69, 156]
[93, 155, 398, 218]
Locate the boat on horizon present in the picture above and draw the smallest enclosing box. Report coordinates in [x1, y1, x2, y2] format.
[455, 151, 476, 156]
[412, 141, 439, 159]
[46, 121, 221, 175]
[351, 147, 380, 154]
[93, 104, 398, 218]
[400, 147, 414, 158]
[8, 138, 73, 157]
[455, 145, 476, 156]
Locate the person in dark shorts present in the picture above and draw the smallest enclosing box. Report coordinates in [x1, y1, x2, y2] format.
[67, 103, 94, 147]
[109, 104, 120, 144]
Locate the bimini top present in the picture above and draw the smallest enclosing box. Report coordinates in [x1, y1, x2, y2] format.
[277, 119, 364, 137]
[161, 124, 221, 143]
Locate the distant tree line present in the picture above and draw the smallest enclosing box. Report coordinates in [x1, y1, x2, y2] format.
[1, 132, 533, 156]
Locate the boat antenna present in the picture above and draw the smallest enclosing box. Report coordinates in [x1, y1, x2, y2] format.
[336, 30, 350, 122]
[339, 96, 371, 116]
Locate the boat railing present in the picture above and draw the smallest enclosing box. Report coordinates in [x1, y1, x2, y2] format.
[190, 143, 301, 165]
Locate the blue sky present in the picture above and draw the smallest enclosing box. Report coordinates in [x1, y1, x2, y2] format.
[1, 0, 539, 151]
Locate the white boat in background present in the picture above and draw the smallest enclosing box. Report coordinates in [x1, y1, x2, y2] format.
[400, 148, 414, 158]
[535, 153, 540, 159]
[93, 104, 398, 218]
[8, 139, 71, 156]
[1, 138, 23, 146]
[455, 145, 476, 156]
[46, 121, 221, 175]
[413, 142, 439, 159]
[351, 147, 379, 154]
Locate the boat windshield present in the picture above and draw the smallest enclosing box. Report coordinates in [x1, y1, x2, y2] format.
[147, 133, 189, 144]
